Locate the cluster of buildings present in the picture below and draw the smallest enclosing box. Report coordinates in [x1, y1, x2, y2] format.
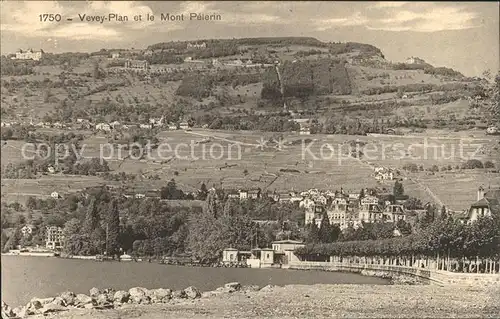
[20, 225, 64, 250]
[187, 42, 207, 49]
[12, 48, 44, 61]
[300, 188, 407, 229]
[222, 239, 305, 268]
[374, 166, 395, 181]
[80, 117, 190, 132]
[124, 59, 149, 71]
[290, 118, 312, 135]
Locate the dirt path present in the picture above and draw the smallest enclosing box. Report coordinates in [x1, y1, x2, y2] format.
[184, 130, 260, 147]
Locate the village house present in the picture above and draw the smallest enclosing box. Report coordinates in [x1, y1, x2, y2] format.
[212, 58, 222, 67]
[374, 167, 394, 180]
[187, 42, 207, 49]
[466, 186, 500, 223]
[327, 197, 348, 229]
[149, 115, 165, 127]
[278, 193, 291, 203]
[96, 123, 111, 132]
[111, 52, 120, 59]
[50, 191, 60, 199]
[266, 191, 280, 202]
[358, 195, 384, 222]
[290, 192, 303, 203]
[14, 48, 44, 61]
[305, 204, 326, 227]
[168, 123, 178, 130]
[238, 190, 248, 200]
[299, 197, 316, 210]
[125, 59, 149, 71]
[299, 126, 311, 135]
[21, 225, 34, 237]
[139, 123, 153, 129]
[227, 190, 240, 199]
[271, 240, 306, 264]
[179, 122, 190, 130]
[486, 126, 498, 135]
[384, 204, 407, 222]
[110, 121, 121, 129]
[46, 226, 64, 250]
[248, 189, 261, 199]
[222, 248, 239, 263]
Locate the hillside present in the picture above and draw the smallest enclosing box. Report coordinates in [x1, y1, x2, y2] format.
[1, 37, 499, 218]
[2, 36, 492, 132]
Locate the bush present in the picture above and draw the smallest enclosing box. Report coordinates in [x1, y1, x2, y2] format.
[462, 159, 484, 169]
[484, 161, 495, 169]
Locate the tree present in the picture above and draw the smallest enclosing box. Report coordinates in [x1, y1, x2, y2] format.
[484, 161, 495, 169]
[359, 188, 365, 199]
[198, 183, 208, 200]
[1, 230, 8, 252]
[161, 179, 184, 200]
[318, 212, 339, 243]
[83, 198, 100, 234]
[306, 222, 320, 244]
[206, 190, 220, 218]
[187, 207, 253, 263]
[393, 181, 405, 197]
[440, 206, 447, 219]
[404, 197, 423, 210]
[106, 199, 121, 256]
[92, 61, 100, 79]
[4, 228, 21, 251]
[62, 218, 82, 255]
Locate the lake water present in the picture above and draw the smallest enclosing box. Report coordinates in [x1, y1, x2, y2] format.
[1, 256, 389, 306]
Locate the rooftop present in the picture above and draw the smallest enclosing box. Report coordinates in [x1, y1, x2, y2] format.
[272, 240, 304, 244]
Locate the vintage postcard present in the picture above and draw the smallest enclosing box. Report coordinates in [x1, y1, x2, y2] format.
[1, 1, 499, 318]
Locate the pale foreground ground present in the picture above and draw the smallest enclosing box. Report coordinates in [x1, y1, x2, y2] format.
[33, 284, 500, 319]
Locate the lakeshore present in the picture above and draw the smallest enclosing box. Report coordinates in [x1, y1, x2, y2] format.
[1, 256, 389, 307]
[15, 284, 500, 319]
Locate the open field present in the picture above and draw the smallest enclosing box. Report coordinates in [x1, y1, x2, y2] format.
[29, 284, 500, 319]
[2, 128, 498, 211]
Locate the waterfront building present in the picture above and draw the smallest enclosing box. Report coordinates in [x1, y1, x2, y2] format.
[46, 226, 64, 250]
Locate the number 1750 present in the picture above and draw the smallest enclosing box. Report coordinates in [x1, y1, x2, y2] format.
[39, 14, 62, 22]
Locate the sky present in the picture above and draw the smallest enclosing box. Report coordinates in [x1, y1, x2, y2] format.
[1, 1, 498, 77]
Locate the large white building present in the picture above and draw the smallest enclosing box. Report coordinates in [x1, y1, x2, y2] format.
[405, 56, 426, 64]
[14, 49, 44, 61]
[46, 226, 64, 250]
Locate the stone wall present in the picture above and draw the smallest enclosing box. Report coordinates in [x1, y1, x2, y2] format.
[286, 261, 500, 286]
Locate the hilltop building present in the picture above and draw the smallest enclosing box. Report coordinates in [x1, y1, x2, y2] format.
[14, 49, 44, 61]
[405, 57, 426, 64]
[187, 42, 207, 49]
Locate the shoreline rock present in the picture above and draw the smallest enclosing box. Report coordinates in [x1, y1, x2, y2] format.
[2, 283, 219, 318]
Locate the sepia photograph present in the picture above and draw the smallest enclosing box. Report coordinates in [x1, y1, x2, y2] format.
[0, 1, 499, 318]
